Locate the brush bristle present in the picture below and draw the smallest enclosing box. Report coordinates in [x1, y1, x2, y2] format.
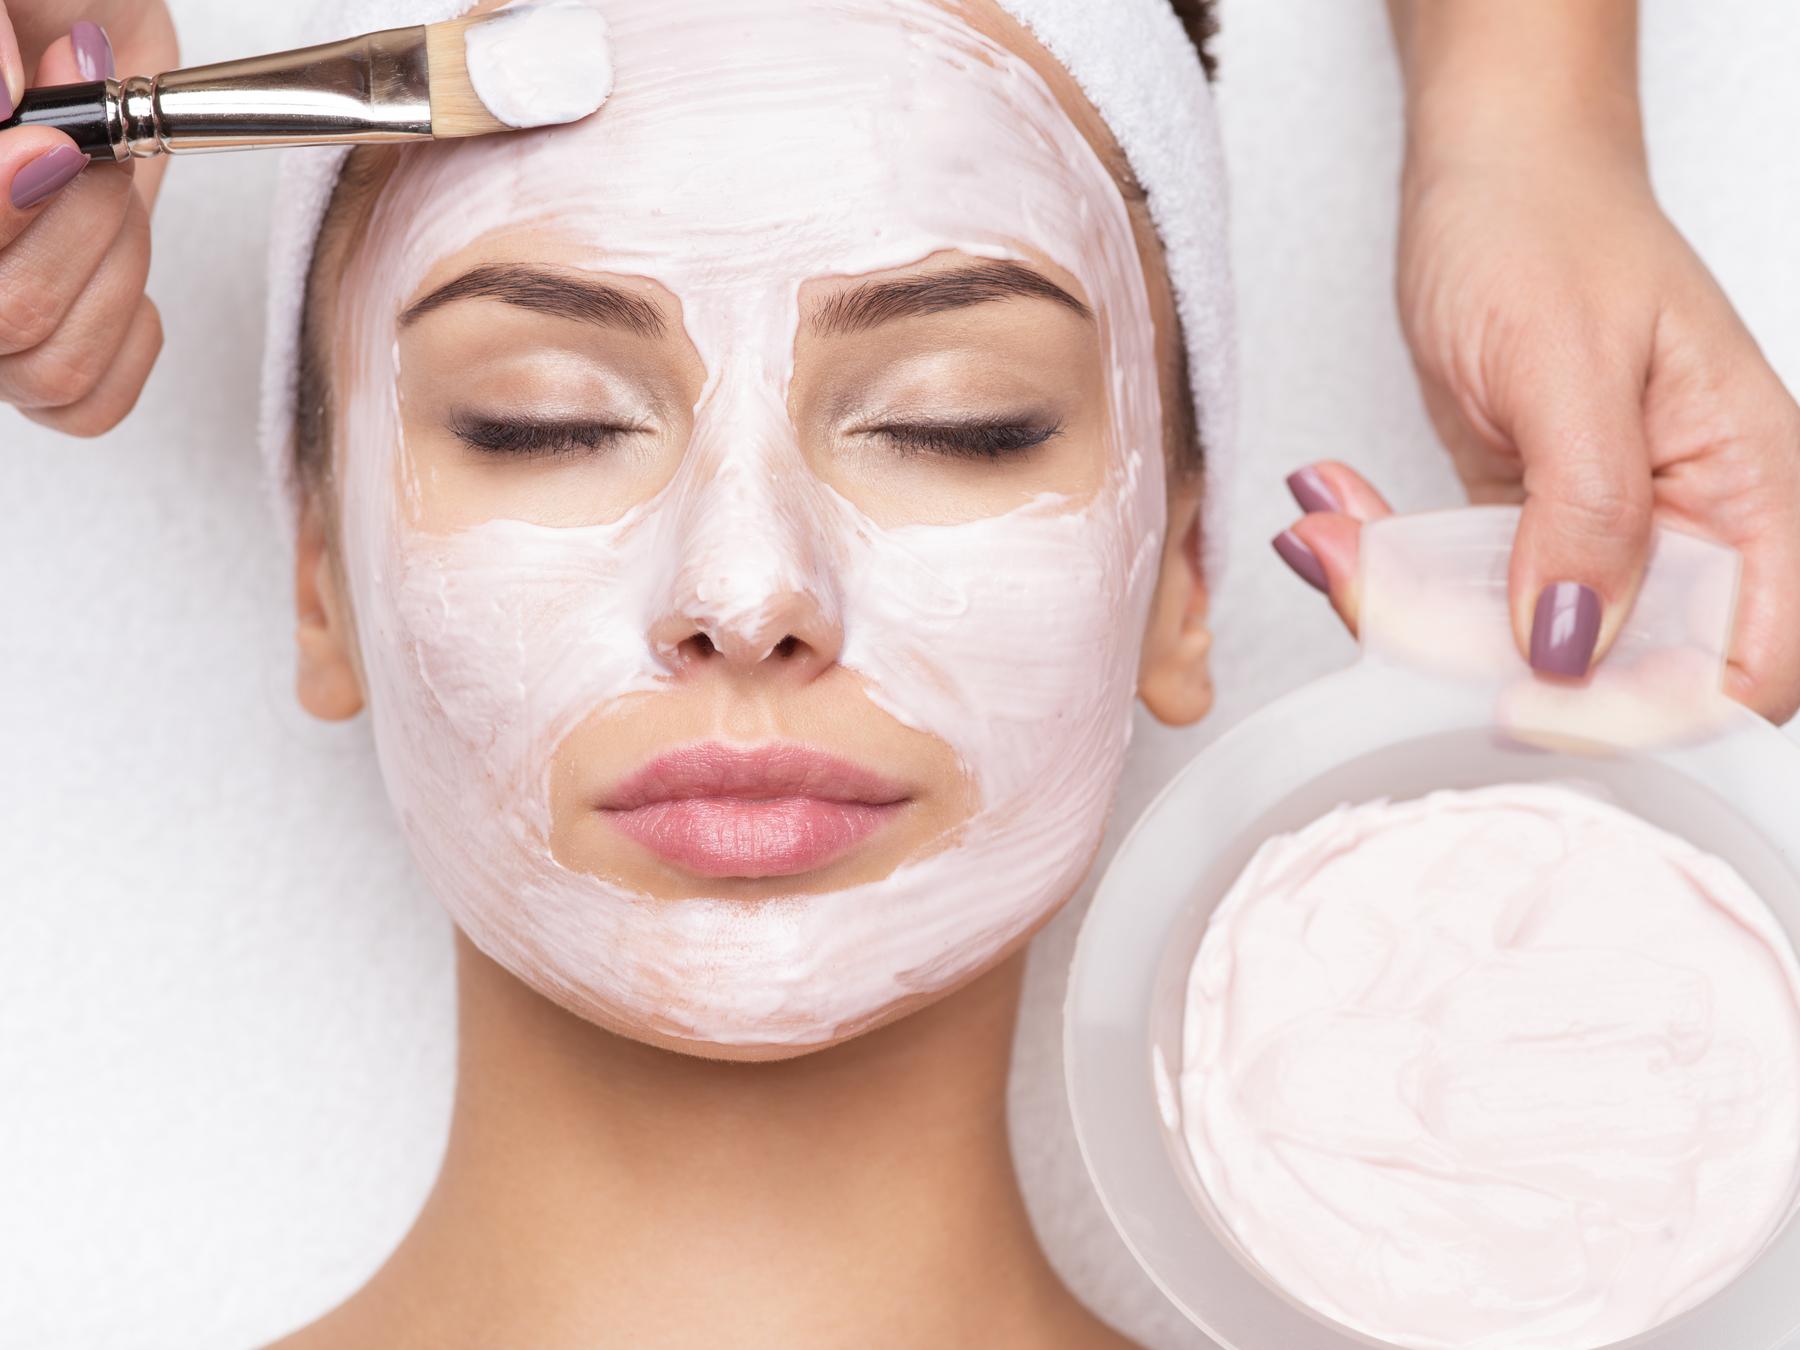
[426, 13, 511, 139]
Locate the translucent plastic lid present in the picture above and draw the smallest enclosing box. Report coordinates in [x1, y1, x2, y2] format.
[1360, 506, 1743, 749]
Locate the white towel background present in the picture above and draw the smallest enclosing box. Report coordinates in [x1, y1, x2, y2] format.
[4, 3, 1798, 1346]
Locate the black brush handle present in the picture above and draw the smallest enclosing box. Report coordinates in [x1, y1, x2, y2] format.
[0, 82, 116, 159]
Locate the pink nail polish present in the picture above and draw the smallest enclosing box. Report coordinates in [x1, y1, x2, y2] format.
[1273, 530, 1329, 594]
[71, 21, 116, 82]
[1529, 581, 1602, 677]
[1286, 465, 1342, 515]
[11, 145, 91, 210]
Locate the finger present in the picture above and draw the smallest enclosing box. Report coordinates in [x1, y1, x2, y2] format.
[1286, 459, 1396, 522]
[0, 122, 93, 244]
[1505, 350, 1655, 678]
[33, 28, 88, 85]
[39, 22, 170, 215]
[23, 293, 161, 436]
[1275, 511, 1364, 636]
[69, 22, 116, 83]
[0, 147, 133, 354]
[1726, 537, 1800, 724]
[1417, 377, 1527, 504]
[0, 3, 22, 125]
[1721, 469, 1800, 725]
[38, 23, 165, 213]
[0, 186, 150, 409]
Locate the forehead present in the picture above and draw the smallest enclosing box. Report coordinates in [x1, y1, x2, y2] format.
[366, 0, 1131, 312]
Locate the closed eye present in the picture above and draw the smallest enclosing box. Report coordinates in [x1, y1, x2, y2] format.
[862, 417, 1064, 461]
[450, 411, 645, 458]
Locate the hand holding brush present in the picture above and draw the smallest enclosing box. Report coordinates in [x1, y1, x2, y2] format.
[0, 0, 608, 436]
[0, 2, 173, 435]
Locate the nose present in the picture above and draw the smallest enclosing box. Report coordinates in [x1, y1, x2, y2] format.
[652, 588, 843, 680]
[648, 411, 846, 682]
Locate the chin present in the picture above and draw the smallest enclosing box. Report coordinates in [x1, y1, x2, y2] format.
[482, 900, 1067, 1062]
[520, 974, 953, 1062]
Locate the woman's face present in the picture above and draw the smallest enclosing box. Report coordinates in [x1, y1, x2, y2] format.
[308, 0, 1213, 1056]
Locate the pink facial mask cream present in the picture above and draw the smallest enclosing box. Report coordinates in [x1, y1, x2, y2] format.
[1181, 783, 1800, 1350]
[330, 0, 1167, 1048]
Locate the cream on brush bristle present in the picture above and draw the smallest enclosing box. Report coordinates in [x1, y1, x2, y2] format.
[425, 13, 513, 139]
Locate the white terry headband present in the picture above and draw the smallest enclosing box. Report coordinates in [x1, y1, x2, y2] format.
[257, 0, 1236, 573]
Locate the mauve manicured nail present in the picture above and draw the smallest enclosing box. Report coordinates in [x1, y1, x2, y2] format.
[1273, 529, 1329, 594]
[72, 21, 115, 81]
[11, 145, 91, 210]
[1530, 581, 1602, 677]
[1286, 465, 1342, 515]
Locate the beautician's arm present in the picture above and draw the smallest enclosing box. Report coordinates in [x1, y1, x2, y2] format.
[1368, 0, 1800, 722]
[0, 1, 175, 435]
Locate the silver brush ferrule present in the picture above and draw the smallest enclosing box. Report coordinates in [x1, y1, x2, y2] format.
[112, 25, 434, 158]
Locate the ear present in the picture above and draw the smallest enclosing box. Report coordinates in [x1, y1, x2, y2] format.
[295, 497, 365, 721]
[1138, 486, 1214, 726]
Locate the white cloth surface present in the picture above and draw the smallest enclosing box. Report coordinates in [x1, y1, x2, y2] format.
[3, 3, 1799, 1347]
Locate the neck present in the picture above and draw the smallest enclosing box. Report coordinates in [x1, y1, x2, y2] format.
[336, 933, 1100, 1349]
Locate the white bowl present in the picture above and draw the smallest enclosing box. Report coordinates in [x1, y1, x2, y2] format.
[1066, 510, 1800, 1350]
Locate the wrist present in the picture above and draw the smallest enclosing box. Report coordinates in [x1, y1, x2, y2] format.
[1405, 80, 1646, 186]
[1394, 0, 1646, 182]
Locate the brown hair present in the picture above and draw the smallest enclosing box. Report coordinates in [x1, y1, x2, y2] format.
[293, 0, 1218, 502]
[294, 146, 399, 504]
[1171, 0, 1219, 80]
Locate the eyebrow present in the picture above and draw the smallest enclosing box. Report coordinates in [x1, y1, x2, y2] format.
[811, 260, 1092, 336]
[398, 264, 666, 337]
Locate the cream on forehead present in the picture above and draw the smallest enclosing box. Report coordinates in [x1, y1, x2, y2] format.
[334, 0, 1168, 1046]
[388, 2, 1142, 355]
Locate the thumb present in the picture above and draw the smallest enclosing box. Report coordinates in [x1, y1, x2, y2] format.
[1505, 350, 1655, 678]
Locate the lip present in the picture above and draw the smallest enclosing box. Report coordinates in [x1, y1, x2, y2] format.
[597, 742, 911, 880]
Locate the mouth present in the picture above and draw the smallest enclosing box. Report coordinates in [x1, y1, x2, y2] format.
[596, 742, 913, 880]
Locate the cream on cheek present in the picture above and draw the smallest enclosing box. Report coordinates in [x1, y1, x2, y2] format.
[333, 0, 1168, 1047]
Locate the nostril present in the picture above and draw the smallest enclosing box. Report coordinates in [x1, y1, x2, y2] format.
[659, 621, 834, 671]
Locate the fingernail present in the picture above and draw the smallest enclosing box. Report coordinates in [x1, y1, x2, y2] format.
[11, 145, 91, 209]
[1287, 465, 1343, 515]
[1530, 581, 1602, 677]
[1273, 529, 1329, 594]
[71, 21, 116, 81]
[0, 68, 16, 123]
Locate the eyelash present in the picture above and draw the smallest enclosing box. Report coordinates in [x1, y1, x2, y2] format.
[451, 413, 641, 458]
[865, 417, 1063, 460]
[449, 413, 1061, 463]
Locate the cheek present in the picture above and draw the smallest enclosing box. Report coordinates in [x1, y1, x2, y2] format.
[392, 514, 666, 806]
[841, 502, 1157, 810]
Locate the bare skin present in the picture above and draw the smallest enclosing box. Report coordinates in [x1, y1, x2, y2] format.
[271, 939, 1136, 1350]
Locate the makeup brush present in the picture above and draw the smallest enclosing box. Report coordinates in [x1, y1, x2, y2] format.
[0, 2, 612, 161]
